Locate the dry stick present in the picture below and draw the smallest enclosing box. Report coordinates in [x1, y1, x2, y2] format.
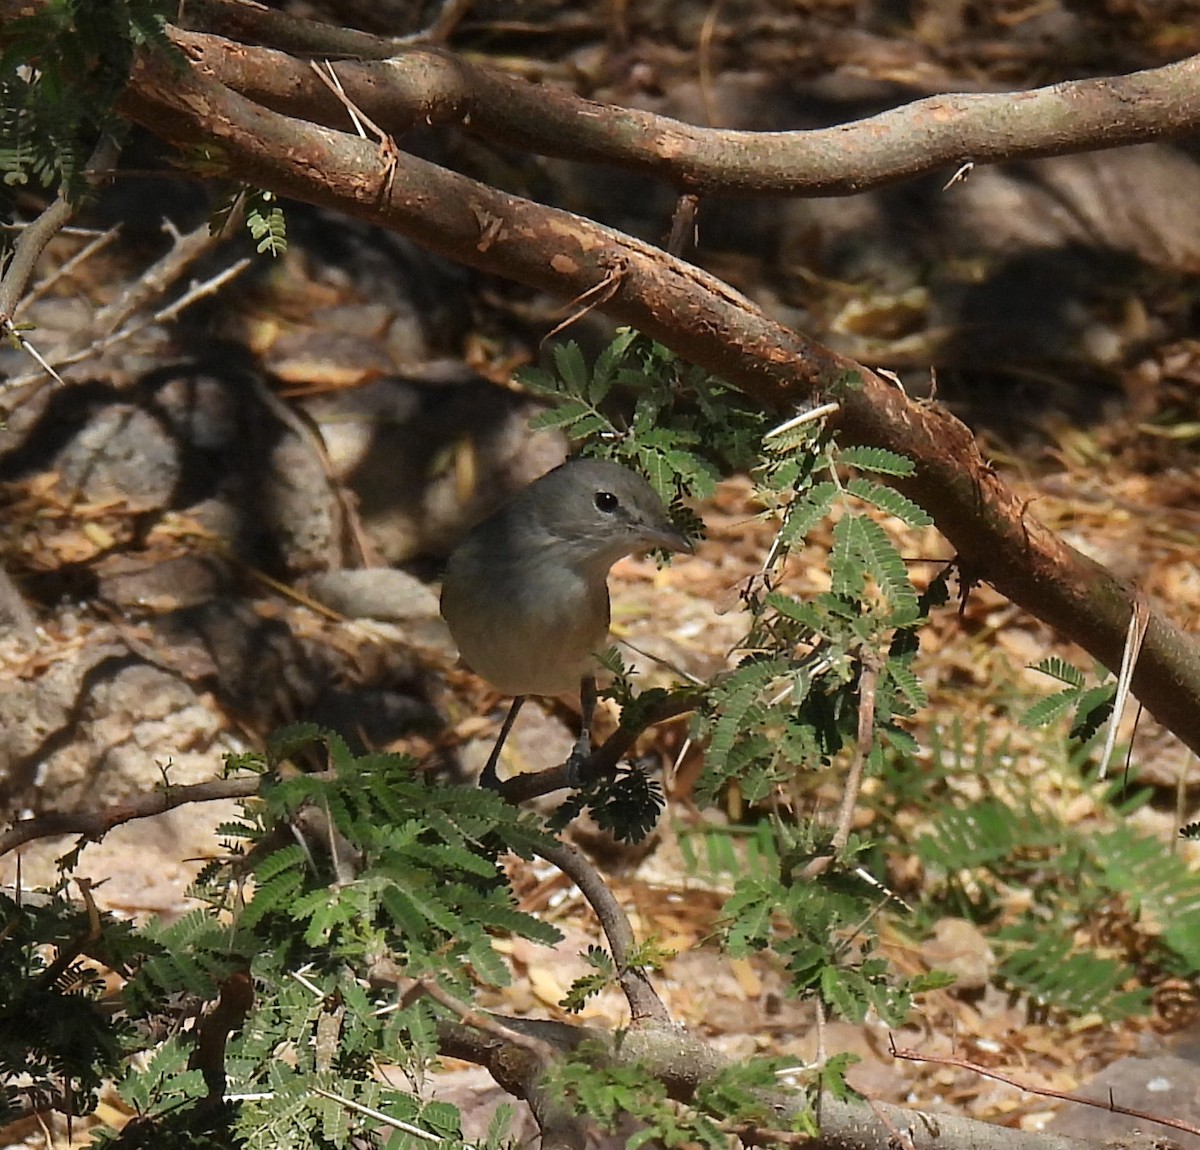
[1097, 596, 1149, 780]
[2, 215, 252, 398]
[696, 0, 726, 129]
[406, 975, 558, 1062]
[536, 837, 671, 1026]
[0, 775, 265, 857]
[800, 656, 881, 883]
[0, 135, 122, 322]
[309, 1088, 445, 1144]
[892, 1044, 1200, 1142]
[18, 224, 123, 314]
[664, 193, 700, 259]
[420, 0, 475, 44]
[0, 138, 123, 389]
[111, 49, 1200, 762]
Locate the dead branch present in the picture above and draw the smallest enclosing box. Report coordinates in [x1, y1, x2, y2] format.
[2, 212, 251, 398]
[0, 775, 264, 857]
[437, 1019, 589, 1150]
[0, 135, 121, 322]
[893, 1044, 1200, 1142]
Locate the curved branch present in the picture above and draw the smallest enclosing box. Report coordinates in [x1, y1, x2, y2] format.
[169, 15, 1200, 197]
[437, 1020, 588, 1150]
[536, 837, 672, 1026]
[113, 51, 1200, 759]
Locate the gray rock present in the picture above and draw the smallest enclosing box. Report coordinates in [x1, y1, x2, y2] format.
[1047, 1054, 1200, 1146]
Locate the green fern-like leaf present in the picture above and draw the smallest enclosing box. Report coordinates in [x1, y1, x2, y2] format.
[1097, 825, 1200, 971]
[1068, 684, 1115, 743]
[529, 398, 611, 437]
[1030, 657, 1087, 688]
[837, 445, 916, 477]
[678, 821, 781, 883]
[246, 189, 287, 255]
[553, 340, 589, 395]
[998, 932, 1146, 1018]
[844, 476, 932, 528]
[779, 480, 838, 546]
[590, 328, 639, 402]
[1020, 686, 1082, 729]
[831, 514, 919, 624]
[238, 853, 309, 924]
[884, 656, 928, 711]
[829, 515, 868, 603]
[704, 658, 791, 774]
[915, 797, 1062, 873]
[265, 722, 326, 765]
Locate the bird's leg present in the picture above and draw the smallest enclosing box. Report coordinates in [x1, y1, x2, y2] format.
[565, 673, 597, 787]
[479, 696, 525, 790]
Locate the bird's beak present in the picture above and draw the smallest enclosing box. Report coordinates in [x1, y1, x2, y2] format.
[644, 524, 694, 555]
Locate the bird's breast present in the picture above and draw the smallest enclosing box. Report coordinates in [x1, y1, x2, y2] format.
[441, 549, 610, 697]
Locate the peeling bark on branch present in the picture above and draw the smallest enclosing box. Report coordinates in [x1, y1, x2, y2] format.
[172, 4, 1200, 197]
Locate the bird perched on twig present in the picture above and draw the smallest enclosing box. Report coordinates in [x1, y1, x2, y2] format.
[440, 457, 692, 788]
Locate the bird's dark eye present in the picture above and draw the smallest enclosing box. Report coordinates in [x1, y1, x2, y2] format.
[594, 490, 619, 513]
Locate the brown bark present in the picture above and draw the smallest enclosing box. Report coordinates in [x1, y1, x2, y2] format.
[175, 4, 1200, 197]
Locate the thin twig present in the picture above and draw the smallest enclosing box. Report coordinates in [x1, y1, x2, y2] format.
[311, 1087, 444, 1143]
[1098, 597, 1149, 780]
[18, 225, 123, 315]
[832, 656, 877, 853]
[495, 693, 699, 804]
[892, 1042, 1200, 1140]
[409, 976, 558, 1061]
[797, 656, 877, 882]
[0, 775, 266, 857]
[2, 209, 250, 400]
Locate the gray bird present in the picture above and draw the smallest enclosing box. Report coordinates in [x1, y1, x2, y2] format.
[440, 457, 692, 788]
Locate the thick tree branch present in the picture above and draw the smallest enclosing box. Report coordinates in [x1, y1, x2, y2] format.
[437, 1019, 588, 1150]
[164, 15, 1200, 196]
[109, 49, 1200, 759]
[438, 1014, 1102, 1150]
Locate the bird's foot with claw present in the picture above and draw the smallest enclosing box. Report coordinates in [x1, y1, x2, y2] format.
[564, 732, 592, 788]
